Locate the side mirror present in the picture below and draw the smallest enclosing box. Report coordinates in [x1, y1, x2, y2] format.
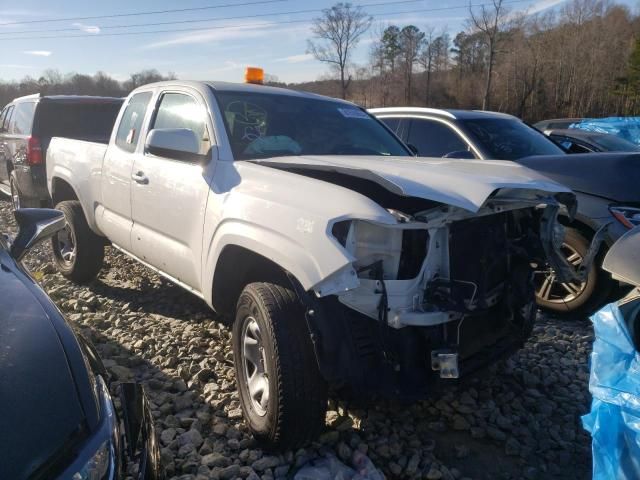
[10, 208, 66, 261]
[443, 150, 476, 159]
[145, 128, 208, 163]
[406, 144, 419, 156]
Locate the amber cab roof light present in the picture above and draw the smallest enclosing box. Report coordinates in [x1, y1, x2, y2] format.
[245, 67, 264, 85]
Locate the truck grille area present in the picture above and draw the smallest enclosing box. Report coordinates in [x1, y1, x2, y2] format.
[449, 212, 512, 300]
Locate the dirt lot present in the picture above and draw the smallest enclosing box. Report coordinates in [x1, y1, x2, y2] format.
[1, 198, 595, 480]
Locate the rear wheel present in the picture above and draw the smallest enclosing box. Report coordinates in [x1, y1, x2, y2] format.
[534, 227, 612, 317]
[232, 282, 327, 449]
[51, 200, 104, 283]
[9, 171, 38, 209]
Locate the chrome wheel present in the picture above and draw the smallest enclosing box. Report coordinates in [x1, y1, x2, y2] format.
[9, 176, 20, 210]
[534, 243, 586, 304]
[55, 224, 76, 265]
[241, 316, 269, 416]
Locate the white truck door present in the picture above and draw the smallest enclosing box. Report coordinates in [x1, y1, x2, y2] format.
[98, 91, 154, 250]
[129, 89, 213, 292]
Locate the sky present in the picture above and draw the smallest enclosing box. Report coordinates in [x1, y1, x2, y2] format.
[0, 0, 636, 84]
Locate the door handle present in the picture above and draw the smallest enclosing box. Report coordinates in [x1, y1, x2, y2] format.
[131, 171, 148, 184]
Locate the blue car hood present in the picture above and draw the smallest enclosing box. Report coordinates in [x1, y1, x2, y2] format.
[0, 258, 86, 479]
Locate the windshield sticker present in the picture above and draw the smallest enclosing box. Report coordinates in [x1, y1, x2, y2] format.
[338, 108, 370, 119]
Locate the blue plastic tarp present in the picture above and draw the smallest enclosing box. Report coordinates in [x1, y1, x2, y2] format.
[571, 117, 640, 145]
[582, 302, 640, 480]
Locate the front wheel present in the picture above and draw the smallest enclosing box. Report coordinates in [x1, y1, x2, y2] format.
[51, 200, 104, 283]
[232, 282, 327, 449]
[534, 227, 612, 316]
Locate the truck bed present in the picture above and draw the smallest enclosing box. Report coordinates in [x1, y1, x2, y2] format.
[46, 137, 109, 216]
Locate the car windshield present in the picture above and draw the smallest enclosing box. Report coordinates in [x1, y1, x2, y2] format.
[463, 118, 565, 160]
[589, 133, 640, 152]
[214, 90, 410, 160]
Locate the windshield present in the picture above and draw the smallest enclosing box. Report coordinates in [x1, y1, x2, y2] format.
[463, 118, 565, 160]
[590, 134, 640, 152]
[214, 90, 410, 160]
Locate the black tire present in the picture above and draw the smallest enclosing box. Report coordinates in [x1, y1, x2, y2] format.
[232, 282, 327, 449]
[51, 200, 104, 283]
[535, 227, 612, 317]
[9, 171, 38, 209]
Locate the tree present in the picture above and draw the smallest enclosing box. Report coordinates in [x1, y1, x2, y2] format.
[307, 2, 372, 99]
[615, 37, 640, 113]
[399, 25, 425, 103]
[381, 25, 402, 72]
[418, 28, 436, 104]
[469, 0, 509, 109]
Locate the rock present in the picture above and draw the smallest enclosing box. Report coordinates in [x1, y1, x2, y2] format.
[178, 429, 204, 449]
[426, 466, 443, 479]
[252, 455, 280, 472]
[454, 444, 470, 459]
[486, 426, 507, 442]
[109, 365, 133, 380]
[227, 408, 243, 419]
[201, 453, 230, 468]
[220, 464, 240, 479]
[505, 437, 521, 456]
[405, 452, 420, 476]
[452, 414, 470, 431]
[161, 428, 177, 444]
[389, 462, 402, 476]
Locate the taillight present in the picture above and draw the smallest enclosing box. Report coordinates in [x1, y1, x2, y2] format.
[26, 136, 43, 165]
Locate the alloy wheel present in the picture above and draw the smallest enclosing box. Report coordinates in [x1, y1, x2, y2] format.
[534, 243, 587, 305]
[241, 316, 269, 416]
[55, 224, 76, 265]
[9, 176, 20, 210]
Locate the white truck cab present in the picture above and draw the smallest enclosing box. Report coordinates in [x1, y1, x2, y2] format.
[46, 78, 586, 449]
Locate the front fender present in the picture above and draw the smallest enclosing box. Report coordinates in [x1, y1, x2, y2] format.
[202, 219, 354, 306]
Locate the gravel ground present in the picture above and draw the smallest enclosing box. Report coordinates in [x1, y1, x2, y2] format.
[1, 198, 595, 480]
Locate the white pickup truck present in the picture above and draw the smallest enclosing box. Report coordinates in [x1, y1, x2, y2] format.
[47, 80, 584, 449]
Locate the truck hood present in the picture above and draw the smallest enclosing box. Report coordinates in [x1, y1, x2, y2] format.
[248, 155, 573, 212]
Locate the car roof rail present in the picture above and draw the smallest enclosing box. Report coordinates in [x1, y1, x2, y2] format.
[12, 93, 41, 102]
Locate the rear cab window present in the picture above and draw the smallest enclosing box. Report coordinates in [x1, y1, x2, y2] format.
[9, 102, 36, 135]
[33, 100, 122, 145]
[115, 92, 153, 152]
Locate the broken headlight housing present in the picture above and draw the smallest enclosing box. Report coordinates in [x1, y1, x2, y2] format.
[332, 219, 428, 281]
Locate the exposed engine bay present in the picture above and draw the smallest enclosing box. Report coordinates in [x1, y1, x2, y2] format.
[252, 157, 591, 398]
[306, 203, 547, 398]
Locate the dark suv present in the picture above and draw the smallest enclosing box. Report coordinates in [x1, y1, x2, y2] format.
[0, 95, 123, 209]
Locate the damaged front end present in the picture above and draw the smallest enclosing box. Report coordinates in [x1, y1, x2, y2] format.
[306, 190, 593, 399]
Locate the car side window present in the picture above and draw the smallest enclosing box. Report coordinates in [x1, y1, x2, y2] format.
[2, 106, 14, 133]
[553, 137, 592, 153]
[151, 92, 210, 155]
[115, 92, 153, 153]
[380, 118, 400, 134]
[9, 102, 35, 135]
[407, 118, 470, 157]
[0, 108, 7, 132]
